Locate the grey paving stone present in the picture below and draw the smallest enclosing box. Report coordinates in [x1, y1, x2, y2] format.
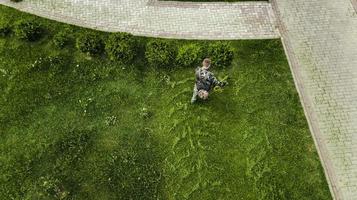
[0, 0, 279, 40]
[271, 0, 357, 199]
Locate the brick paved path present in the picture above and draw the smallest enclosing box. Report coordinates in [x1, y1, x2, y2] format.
[271, 0, 357, 199]
[0, 0, 279, 40]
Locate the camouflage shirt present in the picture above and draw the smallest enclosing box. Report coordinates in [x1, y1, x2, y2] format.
[195, 67, 222, 91]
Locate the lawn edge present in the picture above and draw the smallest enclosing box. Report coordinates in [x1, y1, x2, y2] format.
[271, 0, 339, 199]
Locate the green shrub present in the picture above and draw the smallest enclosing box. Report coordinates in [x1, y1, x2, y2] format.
[0, 22, 11, 37]
[14, 19, 42, 41]
[176, 43, 204, 68]
[145, 39, 176, 68]
[53, 30, 72, 49]
[207, 42, 234, 68]
[76, 32, 104, 55]
[10, 0, 23, 2]
[105, 33, 137, 64]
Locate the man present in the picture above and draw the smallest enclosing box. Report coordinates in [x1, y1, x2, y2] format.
[191, 58, 226, 103]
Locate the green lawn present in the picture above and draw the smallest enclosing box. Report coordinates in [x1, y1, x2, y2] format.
[0, 5, 331, 200]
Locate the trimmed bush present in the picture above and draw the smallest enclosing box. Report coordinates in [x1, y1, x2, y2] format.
[105, 33, 137, 64]
[14, 19, 42, 41]
[53, 30, 72, 49]
[176, 43, 204, 68]
[207, 42, 234, 68]
[76, 32, 104, 55]
[145, 39, 176, 68]
[0, 22, 11, 37]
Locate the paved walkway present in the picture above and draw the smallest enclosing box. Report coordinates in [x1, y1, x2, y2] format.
[0, 0, 279, 40]
[1, 0, 357, 199]
[271, 0, 357, 199]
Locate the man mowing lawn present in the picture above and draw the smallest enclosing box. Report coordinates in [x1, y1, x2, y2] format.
[191, 58, 227, 103]
[0, 5, 332, 199]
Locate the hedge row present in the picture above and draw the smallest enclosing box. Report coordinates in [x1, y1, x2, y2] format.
[0, 19, 42, 40]
[1, 19, 234, 68]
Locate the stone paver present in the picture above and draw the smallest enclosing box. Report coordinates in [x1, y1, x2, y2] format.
[0, 0, 279, 40]
[271, 0, 357, 199]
